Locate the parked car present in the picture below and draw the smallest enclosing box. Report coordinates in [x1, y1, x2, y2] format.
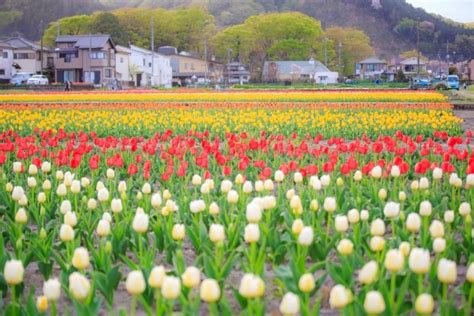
[10, 72, 34, 85]
[27, 75, 49, 85]
[446, 75, 460, 90]
[410, 77, 431, 90]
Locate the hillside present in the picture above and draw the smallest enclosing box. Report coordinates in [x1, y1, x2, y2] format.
[0, 0, 472, 59]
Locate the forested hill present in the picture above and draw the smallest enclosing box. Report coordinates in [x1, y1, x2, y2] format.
[0, 0, 473, 59]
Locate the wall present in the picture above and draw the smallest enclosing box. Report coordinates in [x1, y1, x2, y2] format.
[0, 48, 14, 80]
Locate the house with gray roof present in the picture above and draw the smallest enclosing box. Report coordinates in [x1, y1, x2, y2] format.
[262, 60, 338, 84]
[355, 57, 387, 80]
[0, 37, 53, 75]
[54, 34, 116, 85]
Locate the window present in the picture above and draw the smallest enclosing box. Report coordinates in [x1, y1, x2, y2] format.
[184, 63, 188, 70]
[366, 64, 376, 71]
[14, 53, 30, 59]
[2, 51, 8, 58]
[120, 57, 124, 63]
[105, 69, 112, 78]
[59, 52, 78, 63]
[143, 58, 146, 66]
[0, 69, 5, 75]
[149, 62, 152, 67]
[90, 51, 105, 59]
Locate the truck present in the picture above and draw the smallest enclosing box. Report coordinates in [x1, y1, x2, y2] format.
[446, 75, 460, 90]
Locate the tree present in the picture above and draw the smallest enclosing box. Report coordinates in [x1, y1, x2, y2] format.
[88, 12, 129, 46]
[212, 12, 333, 79]
[399, 49, 428, 61]
[43, 15, 94, 47]
[325, 27, 374, 77]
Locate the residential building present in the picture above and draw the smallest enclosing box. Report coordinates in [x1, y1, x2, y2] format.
[0, 42, 14, 82]
[356, 57, 387, 80]
[115, 45, 132, 86]
[262, 60, 338, 84]
[0, 37, 53, 74]
[158, 46, 224, 85]
[226, 62, 250, 85]
[466, 59, 474, 81]
[54, 34, 116, 85]
[127, 45, 172, 88]
[399, 57, 427, 76]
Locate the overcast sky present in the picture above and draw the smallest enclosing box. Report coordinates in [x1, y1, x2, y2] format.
[405, 0, 474, 23]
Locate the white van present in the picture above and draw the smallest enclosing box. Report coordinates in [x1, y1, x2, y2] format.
[10, 72, 34, 85]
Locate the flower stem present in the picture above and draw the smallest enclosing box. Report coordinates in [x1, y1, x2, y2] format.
[130, 295, 137, 316]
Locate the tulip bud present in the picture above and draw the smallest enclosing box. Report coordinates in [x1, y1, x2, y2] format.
[280, 292, 300, 315]
[105, 241, 112, 254]
[11, 186, 24, 201]
[358, 261, 378, 285]
[437, 258, 457, 284]
[97, 219, 111, 237]
[64, 211, 77, 227]
[398, 191, 406, 202]
[13, 161, 22, 173]
[209, 224, 225, 243]
[337, 239, 354, 256]
[36, 295, 48, 312]
[296, 273, 315, 293]
[239, 273, 265, 298]
[383, 201, 400, 219]
[255, 180, 264, 192]
[97, 188, 109, 202]
[419, 177, 429, 189]
[298, 226, 314, 246]
[27, 177, 37, 188]
[41, 161, 51, 173]
[43, 278, 61, 301]
[149, 266, 167, 289]
[126, 270, 146, 296]
[406, 213, 421, 233]
[433, 237, 446, 254]
[329, 284, 351, 309]
[459, 202, 471, 216]
[384, 249, 404, 272]
[334, 215, 349, 232]
[432, 167, 443, 180]
[378, 188, 387, 201]
[209, 202, 220, 215]
[244, 223, 260, 243]
[192, 174, 202, 186]
[371, 166, 382, 178]
[467, 174, 474, 187]
[294, 172, 303, 183]
[72, 247, 90, 270]
[182, 266, 201, 288]
[310, 199, 319, 212]
[69, 272, 90, 301]
[172, 224, 186, 241]
[132, 212, 149, 234]
[399, 241, 411, 257]
[37, 192, 46, 203]
[429, 220, 444, 238]
[70, 180, 81, 194]
[190, 199, 206, 213]
[323, 197, 336, 212]
[227, 190, 239, 204]
[321, 174, 331, 187]
[220, 180, 233, 193]
[353, 170, 362, 181]
[370, 218, 385, 236]
[246, 203, 262, 223]
[3, 260, 24, 285]
[59, 224, 74, 242]
[409, 248, 430, 274]
[360, 210, 369, 221]
[15, 208, 28, 224]
[39, 228, 47, 239]
[419, 200, 432, 217]
[274, 170, 284, 182]
[369, 236, 385, 252]
[291, 219, 304, 235]
[467, 262, 474, 283]
[87, 198, 97, 210]
[200, 279, 220, 303]
[415, 293, 434, 315]
[242, 181, 253, 194]
[364, 291, 386, 315]
[347, 209, 360, 224]
[443, 210, 455, 223]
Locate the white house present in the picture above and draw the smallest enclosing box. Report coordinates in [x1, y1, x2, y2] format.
[0, 42, 14, 82]
[1, 37, 52, 74]
[127, 45, 172, 88]
[115, 45, 132, 86]
[262, 60, 338, 84]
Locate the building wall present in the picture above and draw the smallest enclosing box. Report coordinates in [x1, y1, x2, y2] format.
[129, 47, 172, 87]
[115, 51, 130, 82]
[469, 60, 474, 81]
[176, 55, 207, 74]
[0, 48, 14, 79]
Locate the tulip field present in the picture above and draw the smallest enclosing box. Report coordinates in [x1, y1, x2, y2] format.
[0, 90, 473, 315]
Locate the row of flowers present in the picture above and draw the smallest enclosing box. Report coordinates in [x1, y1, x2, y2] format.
[0, 107, 462, 137]
[0, 126, 473, 314]
[0, 91, 447, 103]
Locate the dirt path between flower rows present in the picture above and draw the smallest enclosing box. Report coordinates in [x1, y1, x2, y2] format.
[455, 110, 474, 132]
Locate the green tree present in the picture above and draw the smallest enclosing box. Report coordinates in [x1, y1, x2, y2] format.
[88, 12, 129, 46]
[43, 15, 94, 47]
[325, 27, 374, 77]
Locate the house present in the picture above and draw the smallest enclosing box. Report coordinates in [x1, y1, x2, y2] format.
[226, 62, 250, 85]
[356, 57, 387, 80]
[0, 42, 14, 82]
[158, 46, 224, 85]
[127, 45, 172, 88]
[0, 37, 53, 75]
[399, 57, 427, 76]
[262, 60, 338, 84]
[54, 35, 116, 85]
[467, 59, 474, 81]
[115, 45, 132, 86]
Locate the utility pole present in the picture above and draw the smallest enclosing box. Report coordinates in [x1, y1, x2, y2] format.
[324, 38, 328, 67]
[446, 40, 449, 76]
[338, 42, 342, 79]
[416, 23, 420, 80]
[57, 21, 60, 37]
[227, 48, 232, 86]
[89, 35, 92, 83]
[150, 16, 154, 87]
[40, 20, 44, 75]
[204, 39, 208, 84]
